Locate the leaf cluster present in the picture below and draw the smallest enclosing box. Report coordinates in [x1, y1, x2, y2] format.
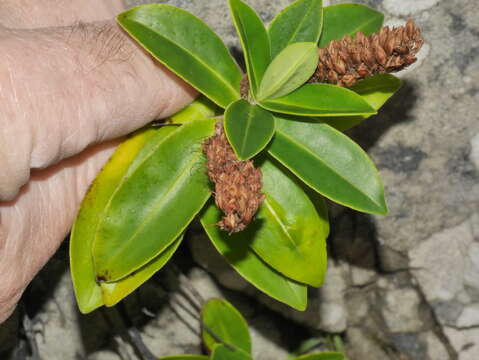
[70, 0, 402, 314]
[159, 298, 346, 360]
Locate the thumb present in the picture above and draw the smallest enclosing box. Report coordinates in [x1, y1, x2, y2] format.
[0, 21, 196, 200]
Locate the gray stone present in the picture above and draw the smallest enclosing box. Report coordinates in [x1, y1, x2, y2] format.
[456, 304, 479, 328]
[33, 268, 90, 359]
[377, 246, 409, 272]
[410, 216, 479, 358]
[383, 0, 442, 16]
[349, 265, 377, 287]
[88, 350, 122, 360]
[444, 327, 479, 360]
[471, 132, 479, 170]
[249, 319, 289, 360]
[345, 327, 390, 360]
[382, 289, 424, 333]
[316, 261, 348, 333]
[410, 216, 479, 304]
[421, 331, 450, 360]
[390, 332, 427, 360]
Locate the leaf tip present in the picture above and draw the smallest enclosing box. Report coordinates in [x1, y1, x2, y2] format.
[373, 198, 388, 216]
[77, 297, 103, 315]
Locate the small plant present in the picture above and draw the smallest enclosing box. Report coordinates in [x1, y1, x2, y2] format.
[70, 0, 423, 313]
[159, 297, 346, 360]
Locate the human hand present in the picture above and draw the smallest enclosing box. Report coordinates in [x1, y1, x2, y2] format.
[0, 0, 197, 323]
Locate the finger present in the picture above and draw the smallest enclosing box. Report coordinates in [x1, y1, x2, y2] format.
[0, 22, 197, 200]
[0, 140, 121, 323]
[0, 0, 125, 28]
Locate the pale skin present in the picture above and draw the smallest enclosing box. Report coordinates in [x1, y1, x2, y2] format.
[0, 0, 196, 323]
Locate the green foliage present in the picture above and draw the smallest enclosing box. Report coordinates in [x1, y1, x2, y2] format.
[229, 0, 270, 96]
[259, 83, 376, 116]
[210, 345, 252, 360]
[319, 3, 384, 46]
[201, 299, 252, 353]
[318, 74, 402, 131]
[91, 119, 215, 282]
[257, 42, 319, 101]
[201, 201, 308, 311]
[224, 99, 275, 160]
[248, 159, 328, 286]
[269, 116, 387, 215]
[159, 298, 345, 360]
[168, 96, 219, 124]
[71, 0, 402, 314]
[71, 126, 177, 313]
[118, 5, 241, 108]
[268, 0, 323, 58]
[100, 235, 182, 307]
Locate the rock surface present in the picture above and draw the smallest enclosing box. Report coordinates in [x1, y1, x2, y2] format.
[1, 1, 478, 360]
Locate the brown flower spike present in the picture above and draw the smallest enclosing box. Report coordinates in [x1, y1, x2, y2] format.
[203, 122, 265, 233]
[310, 19, 424, 87]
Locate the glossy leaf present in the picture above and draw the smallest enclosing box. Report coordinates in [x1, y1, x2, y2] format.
[201, 202, 307, 311]
[118, 5, 241, 108]
[224, 100, 275, 160]
[201, 298, 251, 354]
[100, 235, 183, 307]
[92, 118, 216, 282]
[268, 116, 387, 215]
[158, 356, 208, 360]
[351, 74, 402, 110]
[319, 3, 383, 47]
[210, 344, 252, 360]
[260, 84, 376, 117]
[168, 96, 219, 125]
[257, 42, 319, 101]
[294, 353, 345, 360]
[247, 159, 328, 286]
[319, 74, 402, 131]
[70, 126, 176, 313]
[269, 0, 323, 58]
[229, 0, 270, 95]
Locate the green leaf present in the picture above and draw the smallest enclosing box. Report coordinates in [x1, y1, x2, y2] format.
[117, 5, 241, 108]
[318, 74, 402, 131]
[260, 84, 376, 117]
[294, 353, 345, 360]
[158, 356, 208, 360]
[92, 118, 216, 282]
[224, 100, 275, 160]
[319, 3, 383, 47]
[200, 202, 308, 311]
[201, 298, 251, 354]
[257, 42, 319, 101]
[100, 235, 183, 307]
[70, 126, 176, 313]
[229, 0, 270, 96]
[289, 338, 323, 358]
[351, 74, 402, 110]
[268, 116, 387, 215]
[168, 96, 219, 125]
[269, 0, 323, 58]
[247, 159, 328, 286]
[210, 344, 252, 360]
